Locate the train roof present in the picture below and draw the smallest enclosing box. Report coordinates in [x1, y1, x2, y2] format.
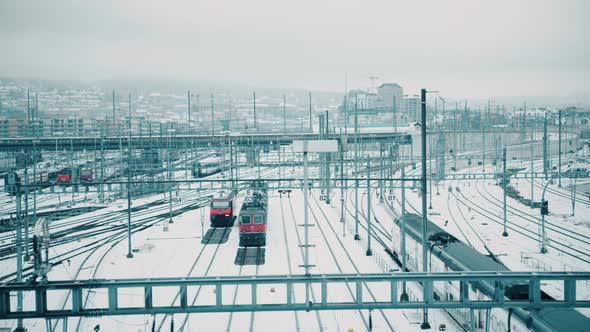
[398, 213, 510, 272]
[211, 190, 236, 201]
[534, 308, 590, 332]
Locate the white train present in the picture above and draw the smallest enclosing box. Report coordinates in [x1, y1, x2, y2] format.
[390, 213, 589, 332]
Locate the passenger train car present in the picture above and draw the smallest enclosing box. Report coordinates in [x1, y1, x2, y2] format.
[191, 157, 226, 178]
[238, 182, 268, 247]
[391, 213, 590, 332]
[565, 163, 589, 178]
[209, 190, 236, 227]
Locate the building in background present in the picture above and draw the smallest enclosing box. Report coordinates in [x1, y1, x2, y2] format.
[404, 95, 420, 122]
[339, 83, 408, 126]
[377, 83, 403, 113]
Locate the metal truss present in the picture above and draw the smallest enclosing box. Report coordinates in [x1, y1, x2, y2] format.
[0, 132, 412, 151]
[11, 171, 586, 195]
[1, 271, 589, 319]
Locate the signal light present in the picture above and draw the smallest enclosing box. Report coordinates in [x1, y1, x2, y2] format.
[541, 200, 549, 215]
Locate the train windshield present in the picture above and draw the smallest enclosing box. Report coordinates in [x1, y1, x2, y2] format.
[211, 201, 230, 208]
[80, 169, 92, 176]
[253, 216, 264, 224]
[240, 216, 251, 224]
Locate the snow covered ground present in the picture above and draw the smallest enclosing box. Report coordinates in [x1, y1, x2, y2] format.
[1, 140, 589, 331]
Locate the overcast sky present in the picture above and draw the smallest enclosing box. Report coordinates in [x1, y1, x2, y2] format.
[1, 0, 588, 98]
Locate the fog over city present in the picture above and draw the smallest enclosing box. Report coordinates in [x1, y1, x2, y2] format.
[1, 0, 589, 99]
[2, 2, 590, 332]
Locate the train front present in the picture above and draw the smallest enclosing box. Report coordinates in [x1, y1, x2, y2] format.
[238, 209, 266, 247]
[210, 197, 234, 227]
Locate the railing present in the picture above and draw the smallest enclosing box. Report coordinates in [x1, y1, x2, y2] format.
[1, 271, 589, 319]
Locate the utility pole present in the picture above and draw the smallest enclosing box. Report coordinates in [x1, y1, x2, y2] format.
[24, 169, 29, 261]
[543, 112, 548, 179]
[100, 133, 105, 203]
[187, 90, 191, 133]
[126, 92, 133, 259]
[366, 156, 372, 256]
[344, 73, 348, 133]
[303, 148, 310, 306]
[558, 110, 562, 187]
[325, 110, 331, 204]
[167, 130, 174, 230]
[400, 149, 408, 301]
[428, 131, 433, 210]
[112, 90, 116, 127]
[32, 141, 38, 258]
[340, 138, 345, 237]
[531, 111, 535, 207]
[454, 101, 458, 170]
[211, 94, 214, 136]
[253, 91, 257, 131]
[15, 187, 25, 332]
[481, 107, 485, 172]
[420, 88, 430, 330]
[34, 92, 38, 135]
[27, 88, 30, 124]
[379, 143, 384, 203]
[502, 147, 508, 237]
[283, 94, 287, 135]
[309, 92, 312, 131]
[354, 93, 360, 240]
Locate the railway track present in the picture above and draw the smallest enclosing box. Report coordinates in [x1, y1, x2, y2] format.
[278, 197, 301, 331]
[476, 178, 590, 246]
[309, 192, 395, 331]
[156, 226, 233, 332]
[286, 197, 325, 332]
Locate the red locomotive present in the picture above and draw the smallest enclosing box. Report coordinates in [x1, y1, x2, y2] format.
[56, 168, 73, 183]
[79, 168, 93, 182]
[239, 182, 268, 247]
[209, 190, 236, 227]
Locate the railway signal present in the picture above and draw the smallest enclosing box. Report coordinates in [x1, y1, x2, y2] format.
[541, 199, 549, 215]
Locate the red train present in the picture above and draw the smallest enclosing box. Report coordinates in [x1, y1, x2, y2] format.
[55, 167, 94, 183]
[56, 168, 73, 183]
[239, 183, 268, 247]
[79, 168, 93, 182]
[209, 190, 236, 227]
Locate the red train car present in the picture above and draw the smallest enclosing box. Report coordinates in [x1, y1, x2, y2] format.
[79, 168, 93, 182]
[56, 168, 73, 183]
[239, 185, 267, 247]
[209, 190, 236, 227]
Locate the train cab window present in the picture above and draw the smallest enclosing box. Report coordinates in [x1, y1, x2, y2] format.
[241, 216, 251, 224]
[212, 201, 230, 208]
[253, 216, 264, 224]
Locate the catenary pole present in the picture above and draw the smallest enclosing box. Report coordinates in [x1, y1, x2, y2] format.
[502, 147, 508, 237]
[127, 92, 133, 258]
[558, 110, 562, 187]
[420, 88, 430, 329]
[366, 156, 372, 256]
[354, 93, 360, 240]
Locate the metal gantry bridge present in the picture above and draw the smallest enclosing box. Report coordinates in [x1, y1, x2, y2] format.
[0, 132, 412, 151]
[1, 272, 589, 319]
